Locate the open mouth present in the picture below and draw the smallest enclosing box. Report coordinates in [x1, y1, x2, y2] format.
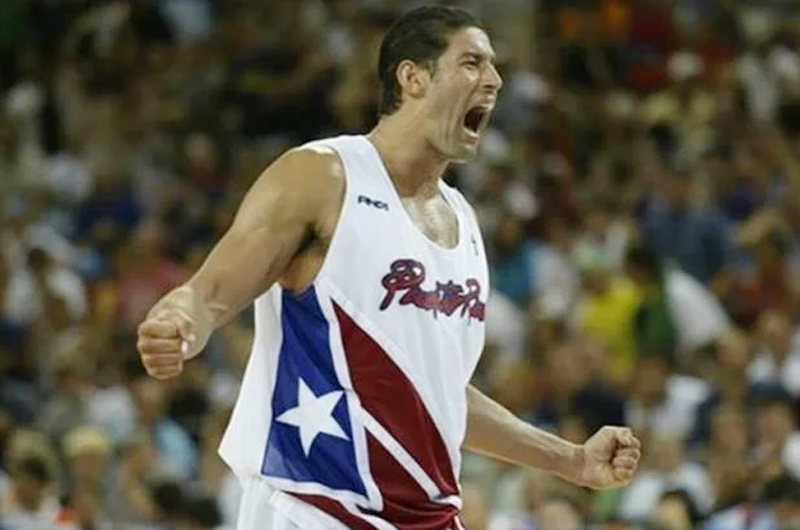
[463, 106, 488, 136]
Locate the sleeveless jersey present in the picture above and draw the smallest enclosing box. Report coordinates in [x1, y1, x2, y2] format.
[218, 135, 489, 530]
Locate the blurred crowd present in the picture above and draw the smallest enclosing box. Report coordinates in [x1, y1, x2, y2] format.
[3, 0, 800, 529]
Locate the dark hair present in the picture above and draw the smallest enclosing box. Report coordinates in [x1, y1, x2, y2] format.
[625, 243, 661, 276]
[15, 455, 51, 484]
[184, 493, 223, 528]
[150, 479, 184, 518]
[377, 6, 482, 116]
[659, 488, 702, 526]
[27, 248, 50, 270]
[754, 383, 795, 411]
[762, 474, 800, 503]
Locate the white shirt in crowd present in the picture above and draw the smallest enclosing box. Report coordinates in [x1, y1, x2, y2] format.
[3, 265, 87, 325]
[618, 462, 715, 521]
[748, 331, 800, 396]
[627, 375, 711, 441]
[665, 267, 731, 356]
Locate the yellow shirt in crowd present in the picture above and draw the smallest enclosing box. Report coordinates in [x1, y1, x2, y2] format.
[577, 277, 642, 384]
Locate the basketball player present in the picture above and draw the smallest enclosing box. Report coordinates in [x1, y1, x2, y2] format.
[137, 6, 641, 529]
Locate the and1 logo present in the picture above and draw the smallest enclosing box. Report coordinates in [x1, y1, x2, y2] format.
[357, 195, 389, 210]
[379, 259, 485, 322]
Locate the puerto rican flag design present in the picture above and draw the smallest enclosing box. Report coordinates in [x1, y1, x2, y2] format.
[261, 286, 463, 529]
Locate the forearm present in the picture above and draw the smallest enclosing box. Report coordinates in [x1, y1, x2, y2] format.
[165, 228, 288, 332]
[463, 385, 583, 484]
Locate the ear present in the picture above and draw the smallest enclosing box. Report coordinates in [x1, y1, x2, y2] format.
[395, 59, 431, 103]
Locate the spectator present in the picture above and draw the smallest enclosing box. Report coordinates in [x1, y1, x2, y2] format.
[535, 495, 584, 530]
[183, 489, 227, 530]
[702, 474, 800, 530]
[37, 353, 95, 442]
[651, 489, 702, 530]
[105, 433, 157, 526]
[489, 213, 538, 309]
[68, 480, 112, 530]
[690, 329, 756, 448]
[639, 164, 735, 290]
[130, 377, 197, 481]
[617, 435, 714, 521]
[732, 230, 799, 327]
[533, 214, 581, 322]
[748, 310, 800, 396]
[626, 244, 730, 369]
[62, 425, 112, 492]
[149, 479, 185, 529]
[626, 350, 710, 442]
[115, 219, 185, 330]
[705, 404, 751, 511]
[4, 246, 87, 329]
[572, 245, 641, 386]
[534, 339, 627, 437]
[0, 455, 67, 529]
[753, 388, 800, 482]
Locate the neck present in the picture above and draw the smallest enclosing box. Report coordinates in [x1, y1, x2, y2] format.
[367, 113, 450, 198]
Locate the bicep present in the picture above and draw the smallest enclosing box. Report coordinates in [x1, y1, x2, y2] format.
[187, 147, 342, 311]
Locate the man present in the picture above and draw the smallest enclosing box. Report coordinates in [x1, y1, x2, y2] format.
[639, 164, 734, 292]
[137, 6, 641, 529]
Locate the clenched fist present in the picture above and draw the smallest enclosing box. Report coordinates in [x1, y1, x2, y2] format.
[136, 288, 209, 379]
[576, 426, 642, 490]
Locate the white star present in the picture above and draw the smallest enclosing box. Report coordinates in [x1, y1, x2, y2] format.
[276, 378, 349, 457]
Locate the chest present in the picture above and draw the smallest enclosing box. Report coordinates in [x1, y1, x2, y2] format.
[324, 190, 487, 322]
[399, 195, 459, 249]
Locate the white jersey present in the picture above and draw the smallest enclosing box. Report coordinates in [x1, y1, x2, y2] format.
[218, 135, 488, 530]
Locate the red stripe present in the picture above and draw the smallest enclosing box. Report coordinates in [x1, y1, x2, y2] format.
[291, 493, 378, 530]
[363, 433, 458, 529]
[291, 433, 458, 530]
[333, 303, 459, 498]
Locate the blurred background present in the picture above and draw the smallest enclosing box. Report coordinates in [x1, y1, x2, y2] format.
[3, 0, 800, 529]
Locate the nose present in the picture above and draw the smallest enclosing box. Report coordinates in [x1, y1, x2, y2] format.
[482, 63, 503, 94]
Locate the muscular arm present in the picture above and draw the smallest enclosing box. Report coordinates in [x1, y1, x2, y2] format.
[142, 146, 344, 359]
[463, 385, 583, 484]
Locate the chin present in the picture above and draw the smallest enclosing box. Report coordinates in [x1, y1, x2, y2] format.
[441, 137, 480, 163]
[449, 145, 479, 164]
[429, 135, 479, 163]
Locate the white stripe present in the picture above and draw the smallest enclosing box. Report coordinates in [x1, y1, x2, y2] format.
[438, 494, 462, 509]
[264, 477, 371, 508]
[322, 285, 462, 482]
[317, 283, 384, 511]
[360, 410, 443, 500]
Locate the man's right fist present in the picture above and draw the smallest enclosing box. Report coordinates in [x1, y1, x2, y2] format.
[137, 316, 194, 379]
[137, 287, 212, 379]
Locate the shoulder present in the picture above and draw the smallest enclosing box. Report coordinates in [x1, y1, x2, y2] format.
[272, 142, 345, 188]
[244, 142, 346, 215]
